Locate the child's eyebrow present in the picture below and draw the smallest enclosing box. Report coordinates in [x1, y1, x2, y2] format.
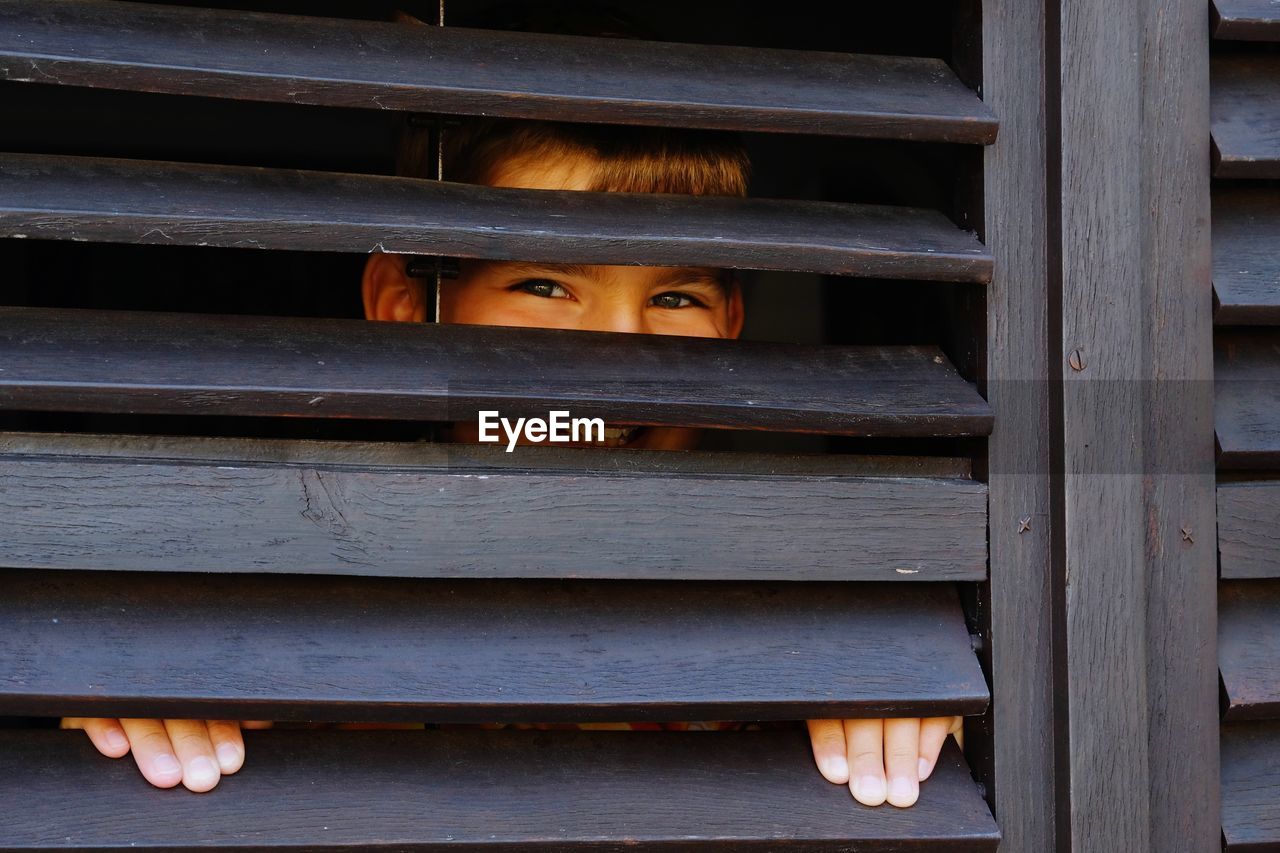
[653, 267, 726, 288]
[499, 262, 596, 280]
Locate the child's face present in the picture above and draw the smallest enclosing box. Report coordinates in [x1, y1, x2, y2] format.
[362, 151, 744, 449]
[439, 259, 740, 339]
[440, 152, 743, 340]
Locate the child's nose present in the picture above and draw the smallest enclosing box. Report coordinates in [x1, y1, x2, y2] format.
[577, 304, 649, 335]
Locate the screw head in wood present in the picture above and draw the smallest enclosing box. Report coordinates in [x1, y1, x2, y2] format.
[1068, 349, 1086, 372]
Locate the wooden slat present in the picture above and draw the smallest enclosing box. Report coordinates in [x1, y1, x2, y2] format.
[1212, 54, 1280, 178]
[0, 153, 993, 282]
[0, 568, 988, 721]
[0, 0, 998, 145]
[0, 730, 1000, 851]
[1219, 481, 1280, 578]
[1222, 720, 1280, 850]
[1216, 332, 1280, 468]
[1214, 187, 1280, 325]
[980, 0, 1057, 848]
[1060, 0, 1220, 849]
[0, 306, 994, 437]
[1213, 0, 1280, 41]
[1220, 580, 1280, 720]
[0, 432, 988, 582]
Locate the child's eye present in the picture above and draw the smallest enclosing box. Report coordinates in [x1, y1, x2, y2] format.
[651, 291, 706, 309]
[512, 278, 569, 299]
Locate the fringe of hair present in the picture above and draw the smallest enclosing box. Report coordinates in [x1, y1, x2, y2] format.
[404, 118, 750, 197]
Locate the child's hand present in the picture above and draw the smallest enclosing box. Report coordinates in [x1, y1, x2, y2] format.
[60, 717, 272, 792]
[806, 717, 963, 808]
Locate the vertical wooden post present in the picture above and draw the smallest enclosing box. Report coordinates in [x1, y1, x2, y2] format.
[1057, 0, 1218, 850]
[982, 1, 1057, 851]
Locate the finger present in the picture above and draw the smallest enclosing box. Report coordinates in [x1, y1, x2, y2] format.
[205, 720, 246, 774]
[883, 718, 921, 807]
[59, 718, 83, 730]
[119, 718, 184, 789]
[917, 716, 957, 781]
[844, 718, 886, 807]
[240, 720, 274, 730]
[78, 718, 132, 759]
[805, 719, 849, 784]
[163, 719, 222, 793]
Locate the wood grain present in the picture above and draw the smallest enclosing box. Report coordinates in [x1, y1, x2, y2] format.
[1222, 720, 1280, 850]
[0, 0, 998, 144]
[0, 153, 994, 282]
[0, 306, 995, 437]
[1060, 1, 1219, 850]
[982, 0, 1057, 848]
[1214, 187, 1280, 325]
[0, 568, 989, 721]
[1220, 580, 1280, 720]
[1212, 54, 1280, 178]
[1219, 480, 1280, 578]
[1216, 332, 1280, 468]
[0, 431, 988, 581]
[1213, 0, 1280, 41]
[0, 729, 1001, 851]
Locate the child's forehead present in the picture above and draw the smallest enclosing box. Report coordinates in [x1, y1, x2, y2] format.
[477, 260, 724, 286]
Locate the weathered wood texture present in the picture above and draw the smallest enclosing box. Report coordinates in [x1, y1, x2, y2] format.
[0, 307, 994, 437]
[982, 0, 1056, 849]
[0, 432, 988, 581]
[1212, 54, 1280, 178]
[1214, 187, 1280, 325]
[0, 568, 989, 721]
[1213, 0, 1280, 41]
[1216, 332, 1280, 468]
[1060, 1, 1219, 851]
[1220, 580, 1280, 720]
[0, 0, 998, 144]
[1219, 480, 1280, 578]
[0, 153, 994, 282]
[0, 730, 1000, 851]
[1222, 721, 1280, 850]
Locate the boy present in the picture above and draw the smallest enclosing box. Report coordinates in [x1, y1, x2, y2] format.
[63, 118, 963, 809]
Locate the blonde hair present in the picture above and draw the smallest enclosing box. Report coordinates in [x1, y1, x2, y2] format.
[400, 118, 750, 197]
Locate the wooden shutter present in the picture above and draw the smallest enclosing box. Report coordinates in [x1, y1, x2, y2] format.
[0, 2, 1002, 849]
[1211, 2, 1280, 848]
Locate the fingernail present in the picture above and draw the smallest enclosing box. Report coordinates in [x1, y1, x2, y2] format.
[855, 774, 885, 804]
[105, 729, 129, 751]
[153, 753, 181, 776]
[825, 756, 848, 780]
[187, 756, 218, 786]
[919, 757, 932, 780]
[215, 742, 241, 770]
[889, 776, 918, 806]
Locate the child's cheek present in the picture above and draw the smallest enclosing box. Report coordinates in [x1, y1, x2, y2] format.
[650, 310, 733, 340]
